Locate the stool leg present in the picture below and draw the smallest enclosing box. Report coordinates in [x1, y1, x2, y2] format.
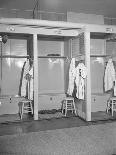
[20, 103, 24, 120]
[61, 102, 64, 114]
[111, 102, 114, 117]
[106, 100, 110, 113]
[30, 102, 33, 115]
[18, 103, 21, 119]
[65, 101, 67, 116]
[106, 101, 109, 113]
[71, 101, 74, 114]
[73, 100, 77, 116]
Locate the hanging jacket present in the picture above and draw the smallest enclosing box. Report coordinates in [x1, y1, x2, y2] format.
[21, 59, 30, 97]
[104, 59, 115, 92]
[75, 63, 87, 100]
[28, 66, 34, 100]
[67, 58, 76, 95]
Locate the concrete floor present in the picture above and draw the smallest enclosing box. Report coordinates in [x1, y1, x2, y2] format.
[1, 121, 116, 155]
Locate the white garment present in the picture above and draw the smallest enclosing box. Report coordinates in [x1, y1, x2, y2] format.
[75, 63, 87, 100]
[28, 66, 34, 100]
[78, 77, 85, 100]
[104, 59, 115, 92]
[67, 58, 76, 95]
[21, 60, 30, 97]
[114, 80, 116, 96]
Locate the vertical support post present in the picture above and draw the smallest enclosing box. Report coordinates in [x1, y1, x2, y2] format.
[0, 41, 2, 80]
[85, 31, 91, 121]
[33, 34, 38, 120]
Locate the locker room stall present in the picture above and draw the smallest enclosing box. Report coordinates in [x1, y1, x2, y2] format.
[0, 33, 33, 115]
[86, 24, 116, 121]
[0, 18, 91, 121]
[37, 36, 68, 111]
[37, 32, 88, 120]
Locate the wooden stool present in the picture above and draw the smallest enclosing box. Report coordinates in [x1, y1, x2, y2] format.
[62, 97, 77, 116]
[18, 99, 33, 120]
[106, 97, 116, 116]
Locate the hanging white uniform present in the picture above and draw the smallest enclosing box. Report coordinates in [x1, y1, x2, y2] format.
[78, 78, 85, 99]
[28, 66, 34, 100]
[113, 80, 116, 96]
[75, 63, 87, 100]
[67, 58, 76, 96]
[104, 59, 115, 92]
[21, 59, 30, 97]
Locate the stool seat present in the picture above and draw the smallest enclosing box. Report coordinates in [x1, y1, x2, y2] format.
[18, 99, 33, 120]
[62, 97, 77, 116]
[106, 97, 116, 116]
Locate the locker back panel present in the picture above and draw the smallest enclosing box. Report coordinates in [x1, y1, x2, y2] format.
[38, 40, 64, 94]
[91, 57, 104, 94]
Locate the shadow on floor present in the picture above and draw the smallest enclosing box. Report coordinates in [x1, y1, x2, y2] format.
[0, 114, 88, 136]
[0, 111, 116, 136]
[92, 111, 116, 121]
